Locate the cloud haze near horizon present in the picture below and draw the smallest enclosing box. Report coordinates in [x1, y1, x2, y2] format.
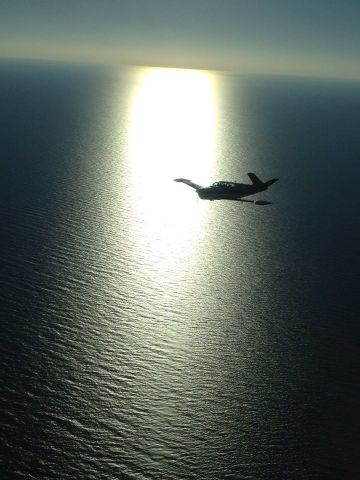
[1, 0, 360, 78]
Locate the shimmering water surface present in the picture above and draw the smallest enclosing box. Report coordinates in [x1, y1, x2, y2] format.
[0, 61, 359, 479]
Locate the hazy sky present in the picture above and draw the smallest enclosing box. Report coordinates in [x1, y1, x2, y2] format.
[1, 0, 359, 78]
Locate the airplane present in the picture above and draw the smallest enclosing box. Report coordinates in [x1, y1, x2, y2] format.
[174, 173, 278, 205]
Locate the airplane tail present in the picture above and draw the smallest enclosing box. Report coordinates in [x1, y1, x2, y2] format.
[247, 173, 264, 186]
[263, 178, 279, 188]
[248, 173, 278, 188]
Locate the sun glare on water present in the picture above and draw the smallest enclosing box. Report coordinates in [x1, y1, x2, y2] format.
[128, 68, 218, 274]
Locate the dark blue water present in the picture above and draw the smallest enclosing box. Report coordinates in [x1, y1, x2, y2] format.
[0, 60, 359, 479]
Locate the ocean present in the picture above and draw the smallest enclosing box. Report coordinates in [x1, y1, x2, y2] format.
[0, 60, 359, 479]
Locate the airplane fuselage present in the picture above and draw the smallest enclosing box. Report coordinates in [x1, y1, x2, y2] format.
[197, 181, 267, 200]
[174, 174, 278, 204]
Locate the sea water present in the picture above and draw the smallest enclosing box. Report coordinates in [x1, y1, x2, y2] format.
[0, 60, 359, 479]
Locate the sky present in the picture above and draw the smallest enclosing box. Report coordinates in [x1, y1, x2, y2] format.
[1, 0, 360, 78]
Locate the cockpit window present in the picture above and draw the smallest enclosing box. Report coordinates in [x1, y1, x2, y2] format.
[211, 181, 236, 188]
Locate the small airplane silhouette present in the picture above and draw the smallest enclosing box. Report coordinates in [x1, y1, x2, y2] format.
[174, 173, 278, 205]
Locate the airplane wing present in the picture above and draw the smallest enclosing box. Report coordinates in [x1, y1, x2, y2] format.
[233, 198, 272, 205]
[174, 178, 203, 189]
[233, 198, 255, 203]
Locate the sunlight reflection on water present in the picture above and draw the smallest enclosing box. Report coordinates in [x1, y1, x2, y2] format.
[128, 68, 218, 277]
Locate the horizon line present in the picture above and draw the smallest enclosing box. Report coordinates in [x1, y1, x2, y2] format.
[1, 50, 360, 83]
